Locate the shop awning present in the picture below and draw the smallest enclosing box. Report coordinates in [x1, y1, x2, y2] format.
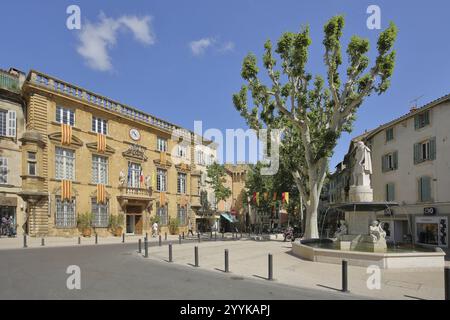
[220, 213, 237, 223]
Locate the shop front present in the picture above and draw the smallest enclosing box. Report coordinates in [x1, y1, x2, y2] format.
[415, 215, 448, 248]
[0, 197, 17, 236]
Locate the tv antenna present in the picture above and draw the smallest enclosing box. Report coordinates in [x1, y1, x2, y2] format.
[409, 95, 424, 109]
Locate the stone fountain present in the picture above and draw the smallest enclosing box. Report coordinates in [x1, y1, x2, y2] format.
[291, 140, 445, 268]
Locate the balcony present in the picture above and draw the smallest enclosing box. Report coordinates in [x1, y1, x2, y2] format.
[117, 186, 152, 208]
[0, 71, 20, 93]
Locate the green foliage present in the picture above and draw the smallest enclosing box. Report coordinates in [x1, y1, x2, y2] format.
[206, 163, 232, 203]
[169, 218, 180, 235]
[109, 213, 124, 230]
[232, 15, 397, 237]
[150, 215, 160, 225]
[77, 212, 93, 229]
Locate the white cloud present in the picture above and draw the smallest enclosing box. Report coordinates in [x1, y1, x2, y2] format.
[189, 37, 234, 56]
[76, 12, 155, 71]
[189, 38, 215, 56]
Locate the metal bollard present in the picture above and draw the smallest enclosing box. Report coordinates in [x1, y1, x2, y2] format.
[182, 231, 185, 239]
[165, 232, 167, 240]
[240, 232, 242, 239]
[222, 232, 224, 239]
[41, 238, 45, 246]
[225, 249, 229, 273]
[445, 266, 450, 300]
[159, 234, 162, 246]
[210, 231, 213, 239]
[78, 236, 81, 245]
[169, 244, 173, 263]
[194, 246, 199, 267]
[198, 233, 201, 243]
[138, 238, 142, 253]
[95, 233, 98, 244]
[215, 231, 217, 241]
[342, 260, 349, 292]
[144, 238, 148, 258]
[23, 234, 27, 248]
[122, 233, 125, 243]
[268, 254, 273, 280]
[179, 234, 182, 244]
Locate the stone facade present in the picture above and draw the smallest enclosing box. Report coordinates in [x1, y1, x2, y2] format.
[329, 94, 450, 251]
[0, 68, 26, 235]
[19, 70, 215, 237]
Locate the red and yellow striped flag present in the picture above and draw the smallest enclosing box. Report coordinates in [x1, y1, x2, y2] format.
[97, 184, 106, 204]
[97, 133, 106, 153]
[61, 179, 72, 200]
[159, 192, 166, 206]
[61, 124, 72, 145]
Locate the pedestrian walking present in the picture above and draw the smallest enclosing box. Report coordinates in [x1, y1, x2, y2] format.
[188, 219, 194, 237]
[152, 221, 159, 238]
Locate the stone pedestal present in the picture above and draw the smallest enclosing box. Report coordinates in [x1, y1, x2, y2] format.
[349, 185, 373, 202]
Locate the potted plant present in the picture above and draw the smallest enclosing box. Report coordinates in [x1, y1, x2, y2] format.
[169, 218, 180, 235]
[77, 212, 93, 237]
[109, 213, 125, 236]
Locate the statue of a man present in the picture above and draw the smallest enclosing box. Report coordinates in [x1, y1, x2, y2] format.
[369, 220, 386, 242]
[352, 141, 372, 186]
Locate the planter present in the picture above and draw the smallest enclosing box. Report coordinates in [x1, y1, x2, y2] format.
[82, 227, 92, 237]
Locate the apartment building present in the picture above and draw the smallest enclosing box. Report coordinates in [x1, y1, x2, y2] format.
[329, 94, 450, 250]
[18, 70, 215, 237]
[0, 68, 26, 235]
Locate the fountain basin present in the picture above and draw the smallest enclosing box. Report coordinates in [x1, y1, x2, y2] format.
[292, 240, 445, 269]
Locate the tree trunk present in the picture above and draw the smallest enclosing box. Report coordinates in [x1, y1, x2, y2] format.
[304, 192, 320, 238]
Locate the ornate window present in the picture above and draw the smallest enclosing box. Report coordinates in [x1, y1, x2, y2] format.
[0, 110, 16, 137]
[127, 162, 142, 188]
[177, 204, 187, 225]
[157, 205, 168, 225]
[55, 147, 75, 180]
[55, 197, 76, 228]
[157, 168, 167, 192]
[157, 137, 167, 152]
[56, 106, 75, 126]
[92, 116, 107, 134]
[91, 199, 109, 227]
[92, 155, 108, 184]
[177, 172, 186, 194]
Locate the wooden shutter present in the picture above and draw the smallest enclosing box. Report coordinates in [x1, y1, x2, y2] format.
[414, 143, 420, 164]
[430, 137, 436, 160]
[424, 111, 430, 126]
[419, 176, 431, 202]
[414, 115, 419, 130]
[393, 151, 398, 170]
[6, 110, 16, 137]
[386, 183, 395, 201]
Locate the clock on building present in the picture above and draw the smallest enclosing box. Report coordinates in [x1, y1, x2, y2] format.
[129, 128, 141, 141]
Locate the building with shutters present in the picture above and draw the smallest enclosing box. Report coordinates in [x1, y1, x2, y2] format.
[328, 94, 450, 252]
[0, 68, 26, 235]
[17, 69, 214, 237]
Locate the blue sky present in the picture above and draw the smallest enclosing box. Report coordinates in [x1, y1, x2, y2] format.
[1, 0, 449, 169]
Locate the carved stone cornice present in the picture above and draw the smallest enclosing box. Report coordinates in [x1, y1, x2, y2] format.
[86, 142, 116, 156]
[122, 144, 148, 162]
[48, 132, 83, 148]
